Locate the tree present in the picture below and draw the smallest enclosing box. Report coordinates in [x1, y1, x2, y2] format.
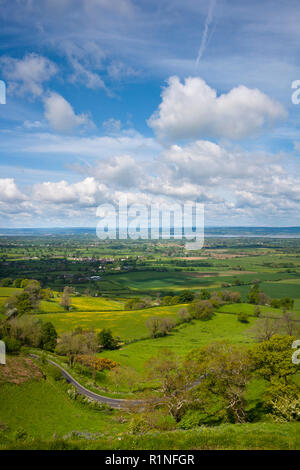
[6, 292, 34, 316]
[146, 350, 195, 422]
[258, 292, 270, 306]
[40, 288, 53, 301]
[247, 284, 259, 304]
[199, 289, 211, 300]
[188, 300, 214, 321]
[2, 336, 21, 353]
[98, 328, 118, 350]
[187, 342, 252, 423]
[279, 311, 300, 337]
[124, 297, 146, 310]
[247, 315, 279, 342]
[249, 335, 299, 384]
[178, 290, 194, 303]
[13, 278, 23, 288]
[254, 306, 261, 317]
[9, 315, 43, 347]
[271, 297, 294, 311]
[145, 317, 163, 338]
[24, 280, 41, 308]
[60, 286, 72, 311]
[56, 329, 98, 365]
[1, 278, 13, 287]
[247, 285, 270, 305]
[108, 365, 140, 392]
[145, 317, 176, 338]
[249, 335, 300, 418]
[177, 308, 191, 323]
[40, 322, 57, 352]
[160, 317, 177, 334]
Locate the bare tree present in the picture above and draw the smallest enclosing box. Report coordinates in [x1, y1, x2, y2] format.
[279, 311, 300, 337]
[247, 315, 279, 342]
[177, 307, 191, 323]
[145, 317, 162, 338]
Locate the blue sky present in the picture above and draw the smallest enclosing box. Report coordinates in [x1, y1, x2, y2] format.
[0, 0, 300, 227]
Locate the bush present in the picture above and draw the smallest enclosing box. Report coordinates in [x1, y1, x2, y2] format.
[2, 336, 21, 353]
[128, 414, 152, 434]
[74, 355, 119, 371]
[270, 396, 300, 422]
[177, 410, 205, 429]
[237, 312, 249, 323]
[128, 412, 176, 434]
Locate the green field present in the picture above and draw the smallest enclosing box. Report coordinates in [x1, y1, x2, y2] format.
[0, 379, 126, 440]
[103, 312, 256, 372]
[0, 287, 23, 297]
[36, 304, 185, 340]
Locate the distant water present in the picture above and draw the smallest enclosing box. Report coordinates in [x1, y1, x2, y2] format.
[1, 226, 300, 238]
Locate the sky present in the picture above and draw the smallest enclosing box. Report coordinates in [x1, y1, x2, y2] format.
[0, 0, 300, 227]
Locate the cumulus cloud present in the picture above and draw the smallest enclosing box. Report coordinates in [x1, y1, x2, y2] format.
[43, 93, 92, 132]
[90, 154, 143, 189]
[0, 53, 57, 97]
[32, 177, 103, 206]
[0, 178, 26, 202]
[148, 76, 287, 141]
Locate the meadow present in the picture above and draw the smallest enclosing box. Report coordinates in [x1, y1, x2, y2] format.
[36, 304, 184, 340]
[0, 378, 127, 440]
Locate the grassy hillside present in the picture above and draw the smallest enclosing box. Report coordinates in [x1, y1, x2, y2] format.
[103, 312, 255, 371]
[0, 379, 127, 440]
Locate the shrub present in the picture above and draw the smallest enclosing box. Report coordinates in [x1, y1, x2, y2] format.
[2, 336, 21, 353]
[237, 312, 249, 323]
[74, 355, 119, 371]
[270, 396, 300, 422]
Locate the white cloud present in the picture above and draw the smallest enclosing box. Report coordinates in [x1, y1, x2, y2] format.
[43, 92, 92, 132]
[32, 177, 102, 206]
[148, 76, 287, 141]
[0, 178, 26, 202]
[0, 53, 57, 97]
[90, 154, 142, 189]
[102, 118, 122, 133]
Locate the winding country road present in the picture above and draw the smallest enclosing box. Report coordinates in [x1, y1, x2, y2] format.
[30, 353, 204, 409]
[30, 354, 142, 409]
